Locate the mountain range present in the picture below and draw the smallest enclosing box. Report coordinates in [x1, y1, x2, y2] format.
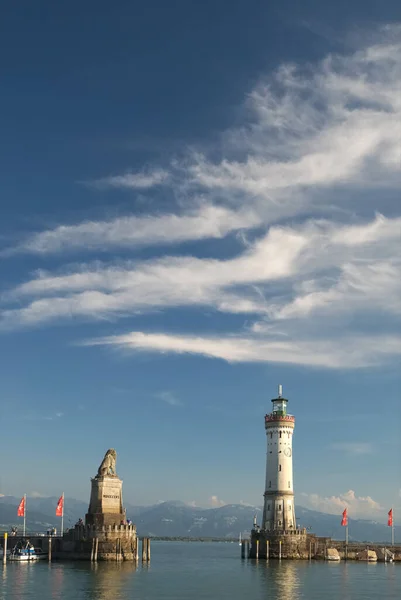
[0, 496, 398, 543]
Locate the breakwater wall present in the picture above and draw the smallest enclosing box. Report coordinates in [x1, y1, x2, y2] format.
[248, 529, 401, 560]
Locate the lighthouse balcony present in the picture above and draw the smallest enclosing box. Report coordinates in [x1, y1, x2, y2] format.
[265, 413, 295, 423]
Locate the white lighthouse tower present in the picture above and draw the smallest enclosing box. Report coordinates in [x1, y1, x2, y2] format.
[262, 385, 296, 531]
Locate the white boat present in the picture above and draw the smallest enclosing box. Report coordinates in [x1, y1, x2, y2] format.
[9, 542, 46, 561]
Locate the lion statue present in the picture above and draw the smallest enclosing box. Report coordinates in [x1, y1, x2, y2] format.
[97, 448, 117, 477]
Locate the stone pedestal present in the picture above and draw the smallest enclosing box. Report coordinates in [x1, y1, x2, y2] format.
[86, 476, 126, 528]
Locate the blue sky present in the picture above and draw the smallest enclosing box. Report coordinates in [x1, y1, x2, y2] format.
[0, 1, 400, 521]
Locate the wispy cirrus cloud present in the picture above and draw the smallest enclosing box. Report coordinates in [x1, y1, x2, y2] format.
[90, 168, 169, 190]
[22, 412, 64, 422]
[4, 25, 401, 261]
[83, 330, 401, 369]
[0, 25, 400, 372]
[7, 205, 260, 256]
[155, 391, 182, 407]
[330, 442, 374, 455]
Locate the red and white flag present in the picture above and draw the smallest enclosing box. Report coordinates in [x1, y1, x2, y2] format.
[341, 508, 348, 527]
[388, 508, 393, 527]
[17, 496, 25, 517]
[56, 495, 64, 517]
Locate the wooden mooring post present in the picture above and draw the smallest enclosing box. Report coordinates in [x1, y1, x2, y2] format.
[279, 540, 282, 560]
[48, 536, 52, 562]
[241, 541, 246, 558]
[140, 537, 151, 562]
[266, 540, 269, 560]
[3, 533, 7, 564]
[255, 539, 259, 559]
[94, 538, 98, 562]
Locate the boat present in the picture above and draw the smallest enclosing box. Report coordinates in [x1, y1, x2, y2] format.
[326, 548, 341, 561]
[8, 542, 46, 561]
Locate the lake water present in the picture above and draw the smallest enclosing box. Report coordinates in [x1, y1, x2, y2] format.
[1, 541, 400, 599]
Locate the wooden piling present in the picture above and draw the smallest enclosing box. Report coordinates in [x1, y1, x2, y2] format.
[266, 540, 269, 560]
[146, 538, 150, 561]
[141, 538, 147, 562]
[135, 537, 139, 561]
[279, 540, 282, 560]
[309, 542, 311, 560]
[3, 533, 7, 564]
[241, 541, 245, 558]
[255, 539, 259, 559]
[94, 538, 98, 562]
[48, 536, 52, 562]
[90, 538, 95, 561]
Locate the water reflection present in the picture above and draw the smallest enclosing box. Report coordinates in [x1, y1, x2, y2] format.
[252, 560, 302, 600]
[48, 563, 65, 600]
[83, 562, 138, 600]
[3, 562, 36, 600]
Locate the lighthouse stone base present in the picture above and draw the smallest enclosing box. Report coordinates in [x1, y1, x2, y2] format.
[250, 528, 310, 559]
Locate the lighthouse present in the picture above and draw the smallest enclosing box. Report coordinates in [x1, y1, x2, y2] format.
[248, 385, 310, 558]
[262, 384, 296, 531]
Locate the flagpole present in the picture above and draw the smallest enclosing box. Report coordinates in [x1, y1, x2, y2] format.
[23, 494, 26, 537]
[61, 492, 64, 536]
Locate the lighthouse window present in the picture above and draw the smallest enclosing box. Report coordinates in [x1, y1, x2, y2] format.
[269, 481, 271, 488]
[279, 465, 281, 471]
[268, 504, 270, 510]
[279, 432, 282, 439]
[288, 481, 291, 488]
[270, 433, 272, 439]
[278, 505, 282, 511]
[278, 521, 282, 526]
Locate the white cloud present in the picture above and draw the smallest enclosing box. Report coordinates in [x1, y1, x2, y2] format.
[90, 169, 169, 189]
[22, 412, 65, 422]
[30, 491, 47, 498]
[330, 442, 373, 455]
[2, 213, 399, 329]
[83, 330, 401, 369]
[155, 391, 182, 407]
[209, 495, 226, 507]
[0, 26, 400, 372]
[188, 26, 401, 211]
[300, 489, 383, 518]
[5, 26, 401, 260]
[8, 205, 260, 255]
